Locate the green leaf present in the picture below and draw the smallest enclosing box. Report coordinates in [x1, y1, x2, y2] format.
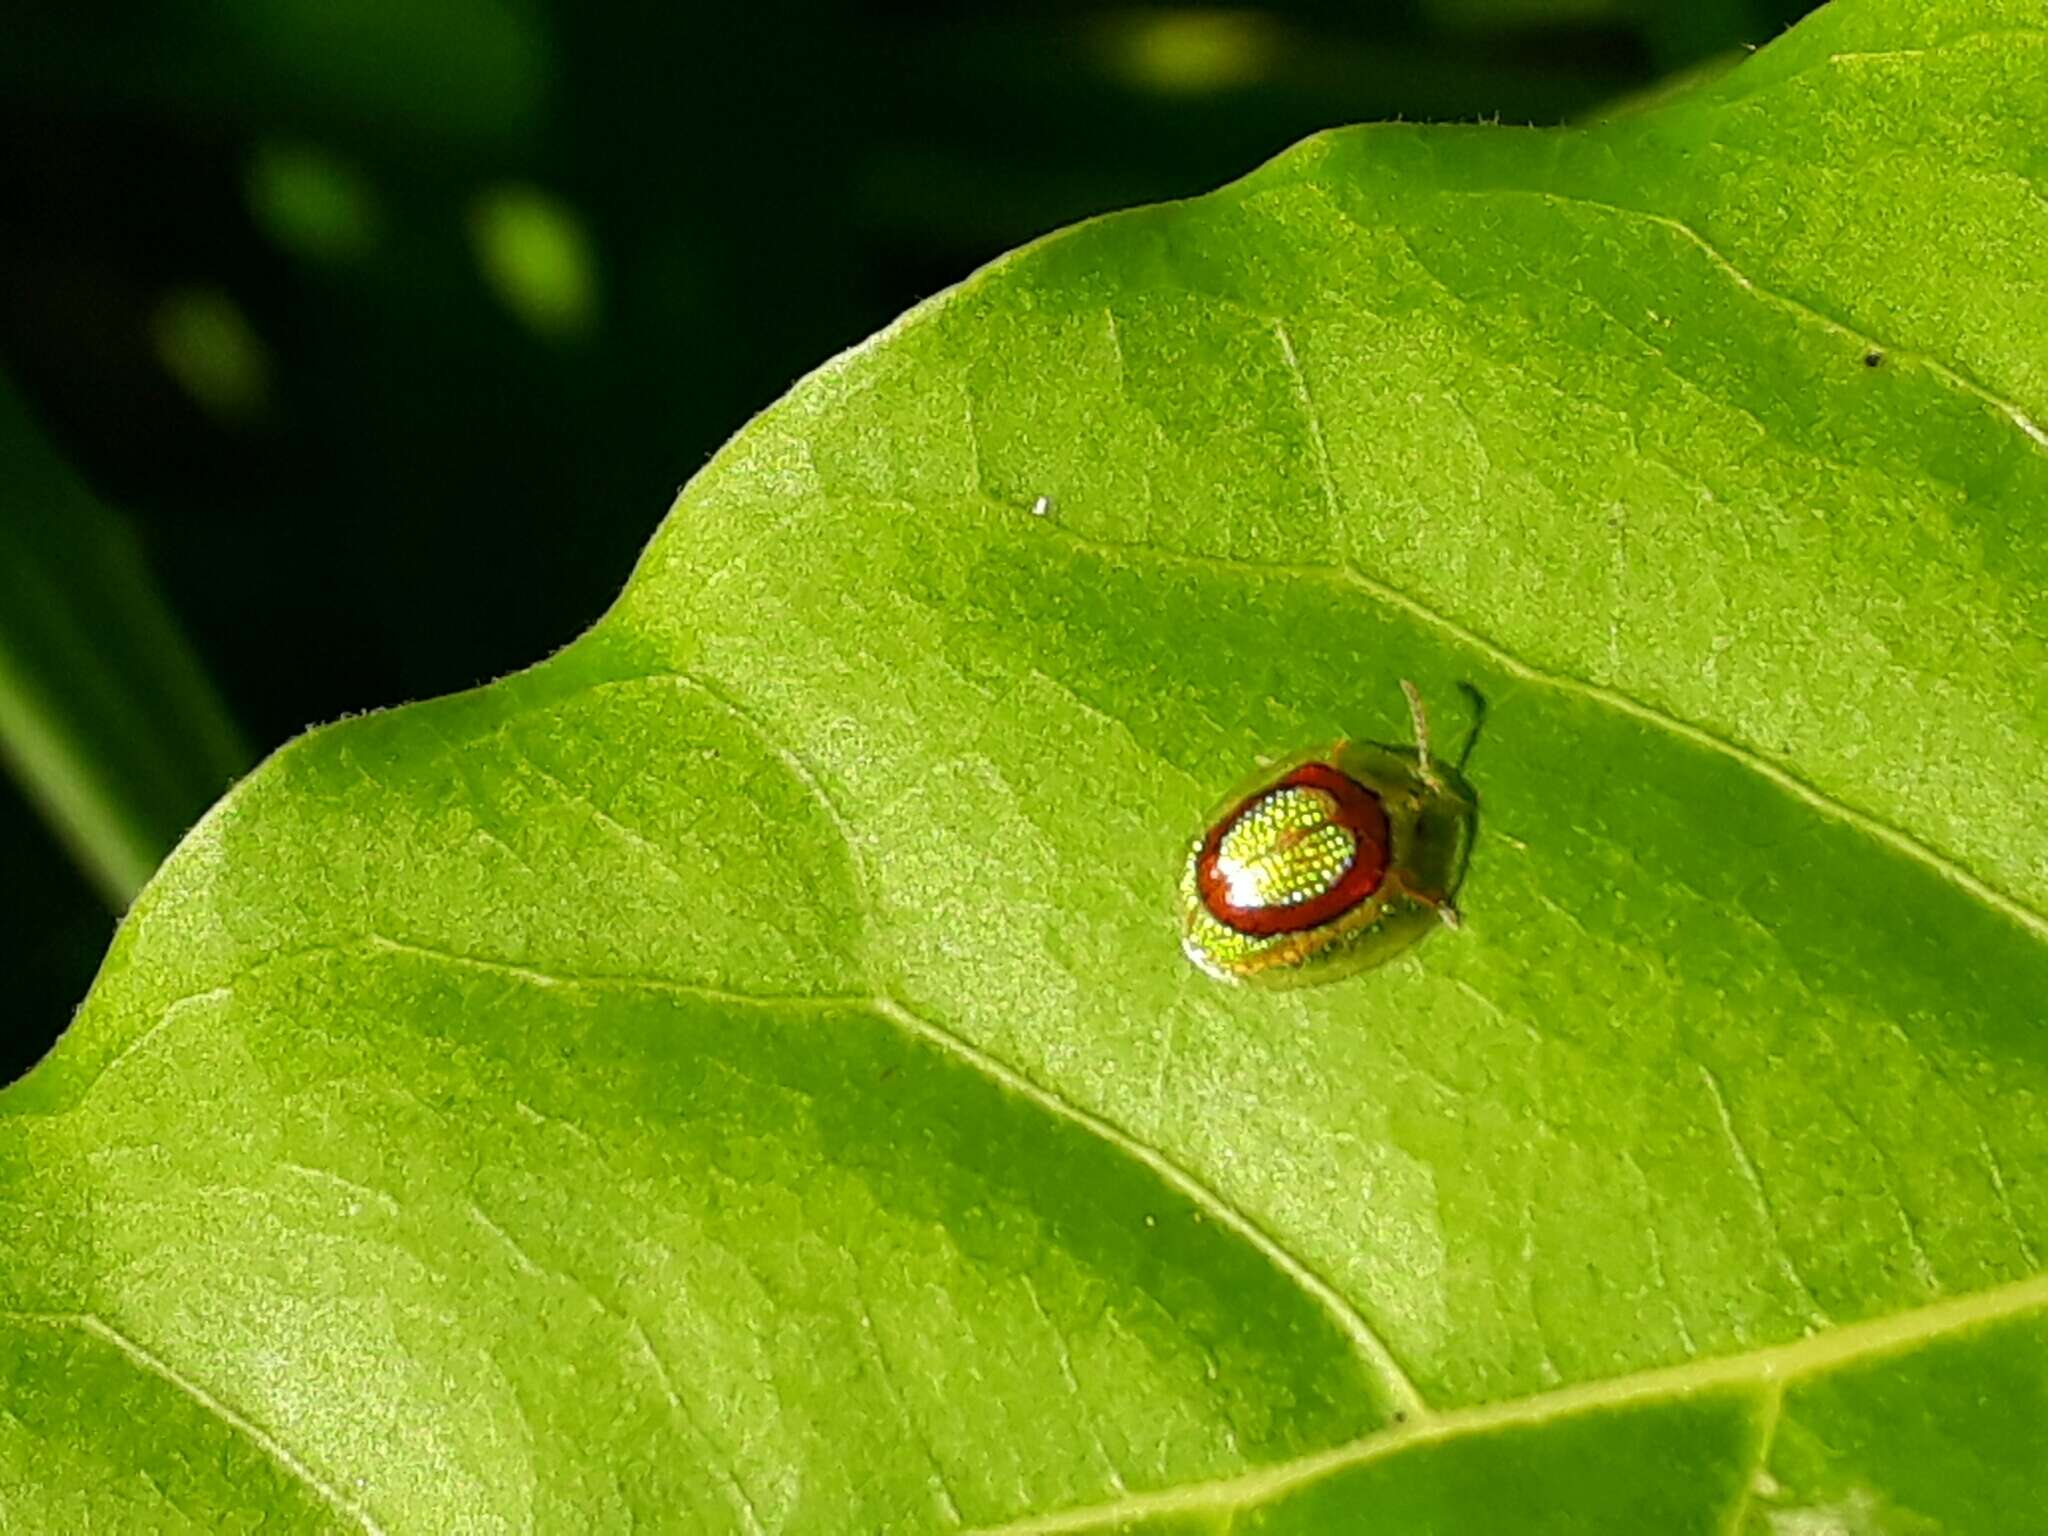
[6, 0, 2046, 1528]
[0, 372, 248, 906]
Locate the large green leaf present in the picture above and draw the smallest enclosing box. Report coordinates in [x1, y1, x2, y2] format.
[6, 0, 2046, 1528]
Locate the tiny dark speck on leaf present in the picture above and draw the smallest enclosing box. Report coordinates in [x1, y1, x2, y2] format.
[1394, 1412, 1408, 1424]
[1864, 350, 1884, 367]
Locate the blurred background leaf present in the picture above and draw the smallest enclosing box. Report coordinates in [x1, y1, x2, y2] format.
[0, 0, 1819, 1080]
[0, 372, 247, 897]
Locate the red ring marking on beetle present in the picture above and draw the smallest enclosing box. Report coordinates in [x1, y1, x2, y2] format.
[1196, 761, 1391, 938]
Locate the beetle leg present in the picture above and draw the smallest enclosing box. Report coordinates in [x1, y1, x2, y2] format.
[1390, 869, 1463, 929]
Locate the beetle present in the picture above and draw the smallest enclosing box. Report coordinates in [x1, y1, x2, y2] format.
[1177, 681, 1473, 988]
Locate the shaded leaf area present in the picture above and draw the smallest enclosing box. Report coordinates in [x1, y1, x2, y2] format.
[4, 0, 2046, 1529]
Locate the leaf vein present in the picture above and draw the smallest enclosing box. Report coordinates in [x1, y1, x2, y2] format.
[1694, 1061, 1834, 1329]
[85, 934, 1437, 1427]
[1013, 515, 2048, 945]
[1717, 1383, 1787, 1536]
[2, 1311, 385, 1535]
[865, 996, 1431, 1418]
[1267, 317, 1345, 565]
[964, 1272, 2048, 1534]
[504, 743, 694, 888]
[846, 1268, 968, 1526]
[1479, 188, 2048, 454]
[1020, 1273, 1129, 1497]
[624, 1316, 773, 1536]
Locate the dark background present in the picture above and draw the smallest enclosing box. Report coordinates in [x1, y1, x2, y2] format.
[1, 0, 1821, 1082]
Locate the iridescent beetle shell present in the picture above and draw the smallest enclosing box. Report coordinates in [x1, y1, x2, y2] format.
[1178, 684, 1473, 988]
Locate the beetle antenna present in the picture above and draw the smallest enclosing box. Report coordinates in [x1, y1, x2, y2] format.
[1400, 679, 1445, 790]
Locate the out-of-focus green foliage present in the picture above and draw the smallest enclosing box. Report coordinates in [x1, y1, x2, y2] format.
[0, 374, 246, 904]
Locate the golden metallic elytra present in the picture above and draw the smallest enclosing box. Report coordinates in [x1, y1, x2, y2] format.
[1177, 681, 1474, 989]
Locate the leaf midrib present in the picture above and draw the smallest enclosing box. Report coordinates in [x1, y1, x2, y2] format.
[967, 1270, 2048, 1534]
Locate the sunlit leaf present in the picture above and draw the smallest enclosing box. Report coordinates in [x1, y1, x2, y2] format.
[4, 0, 2044, 1529]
